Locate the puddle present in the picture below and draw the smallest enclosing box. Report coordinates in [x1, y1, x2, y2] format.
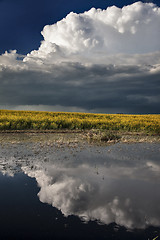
[0, 133, 160, 240]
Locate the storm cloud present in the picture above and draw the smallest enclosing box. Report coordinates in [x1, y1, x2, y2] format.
[0, 2, 160, 113]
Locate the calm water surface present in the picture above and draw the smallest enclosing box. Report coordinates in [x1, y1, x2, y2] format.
[0, 133, 160, 240]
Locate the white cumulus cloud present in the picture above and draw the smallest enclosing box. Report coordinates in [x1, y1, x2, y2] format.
[24, 1, 160, 64]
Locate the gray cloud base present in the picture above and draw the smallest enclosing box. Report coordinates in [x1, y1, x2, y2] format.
[0, 58, 160, 113]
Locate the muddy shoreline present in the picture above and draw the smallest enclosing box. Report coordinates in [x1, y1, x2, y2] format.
[0, 129, 159, 143]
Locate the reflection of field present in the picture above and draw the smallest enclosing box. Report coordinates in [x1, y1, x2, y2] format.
[0, 110, 160, 134]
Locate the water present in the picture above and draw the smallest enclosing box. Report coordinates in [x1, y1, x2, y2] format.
[0, 133, 160, 240]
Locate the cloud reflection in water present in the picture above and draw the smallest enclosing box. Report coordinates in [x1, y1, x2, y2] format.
[0, 141, 160, 229]
[22, 145, 160, 229]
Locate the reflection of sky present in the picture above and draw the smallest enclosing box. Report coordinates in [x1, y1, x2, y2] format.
[0, 141, 160, 229]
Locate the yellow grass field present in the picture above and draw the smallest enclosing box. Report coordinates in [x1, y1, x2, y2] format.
[0, 110, 160, 134]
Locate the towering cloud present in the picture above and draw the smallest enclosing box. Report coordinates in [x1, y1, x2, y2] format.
[0, 2, 160, 113]
[25, 1, 160, 63]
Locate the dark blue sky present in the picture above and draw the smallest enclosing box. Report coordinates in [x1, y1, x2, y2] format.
[1, 0, 160, 55]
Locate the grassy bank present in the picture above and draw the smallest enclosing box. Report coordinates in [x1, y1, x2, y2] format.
[0, 110, 160, 135]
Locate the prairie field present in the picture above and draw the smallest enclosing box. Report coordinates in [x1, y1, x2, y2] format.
[0, 110, 160, 135]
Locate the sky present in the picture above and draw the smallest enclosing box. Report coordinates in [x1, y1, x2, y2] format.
[0, 0, 160, 113]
